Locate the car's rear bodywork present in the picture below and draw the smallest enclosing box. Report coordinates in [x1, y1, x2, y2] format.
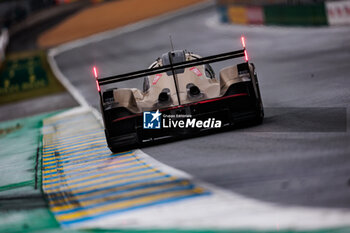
[95, 38, 264, 152]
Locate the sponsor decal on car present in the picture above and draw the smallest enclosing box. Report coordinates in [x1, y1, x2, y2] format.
[143, 110, 162, 129]
[189, 67, 202, 77]
[143, 110, 222, 129]
[163, 117, 221, 129]
[152, 74, 162, 85]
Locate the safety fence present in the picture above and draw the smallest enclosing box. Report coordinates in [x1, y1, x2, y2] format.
[217, 0, 350, 26]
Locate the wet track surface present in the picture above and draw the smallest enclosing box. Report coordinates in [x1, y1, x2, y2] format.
[55, 6, 350, 209]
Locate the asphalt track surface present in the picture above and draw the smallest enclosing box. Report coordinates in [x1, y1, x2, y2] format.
[54, 6, 350, 210]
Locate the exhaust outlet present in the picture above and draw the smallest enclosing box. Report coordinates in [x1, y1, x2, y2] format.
[158, 88, 171, 102]
[186, 83, 201, 97]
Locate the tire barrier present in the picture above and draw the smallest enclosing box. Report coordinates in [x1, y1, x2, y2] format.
[326, 0, 350, 26]
[217, 0, 350, 26]
[264, 3, 327, 26]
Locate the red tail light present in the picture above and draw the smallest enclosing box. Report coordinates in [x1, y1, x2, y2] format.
[241, 36, 249, 62]
[95, 80, 101, 92]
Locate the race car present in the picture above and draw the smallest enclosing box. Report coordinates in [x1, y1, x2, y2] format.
[94, 37, 264, 152]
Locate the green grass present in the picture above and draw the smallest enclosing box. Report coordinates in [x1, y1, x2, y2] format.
[0, 110, 64, 233]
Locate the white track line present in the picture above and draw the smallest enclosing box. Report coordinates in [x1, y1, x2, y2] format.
[47, 1, 350, 230]
[47, 53, 89, 108]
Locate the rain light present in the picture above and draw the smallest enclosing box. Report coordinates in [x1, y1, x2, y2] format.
[241, 36, 246, 48]
[93, 66, 98, 79]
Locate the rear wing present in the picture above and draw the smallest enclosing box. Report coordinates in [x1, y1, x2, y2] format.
[93, 37, 249, 104]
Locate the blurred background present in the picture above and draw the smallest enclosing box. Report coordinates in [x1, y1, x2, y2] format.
[0, 0, 350, 232]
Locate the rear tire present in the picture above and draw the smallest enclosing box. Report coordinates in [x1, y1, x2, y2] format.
[253, 95, 264, 125]
[254, 107, 264, 125]
[108, 131, 141, 153]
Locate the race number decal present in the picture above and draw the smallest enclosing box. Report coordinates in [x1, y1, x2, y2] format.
[152, 74, 162, 85]
[190, 67, 202, 77]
